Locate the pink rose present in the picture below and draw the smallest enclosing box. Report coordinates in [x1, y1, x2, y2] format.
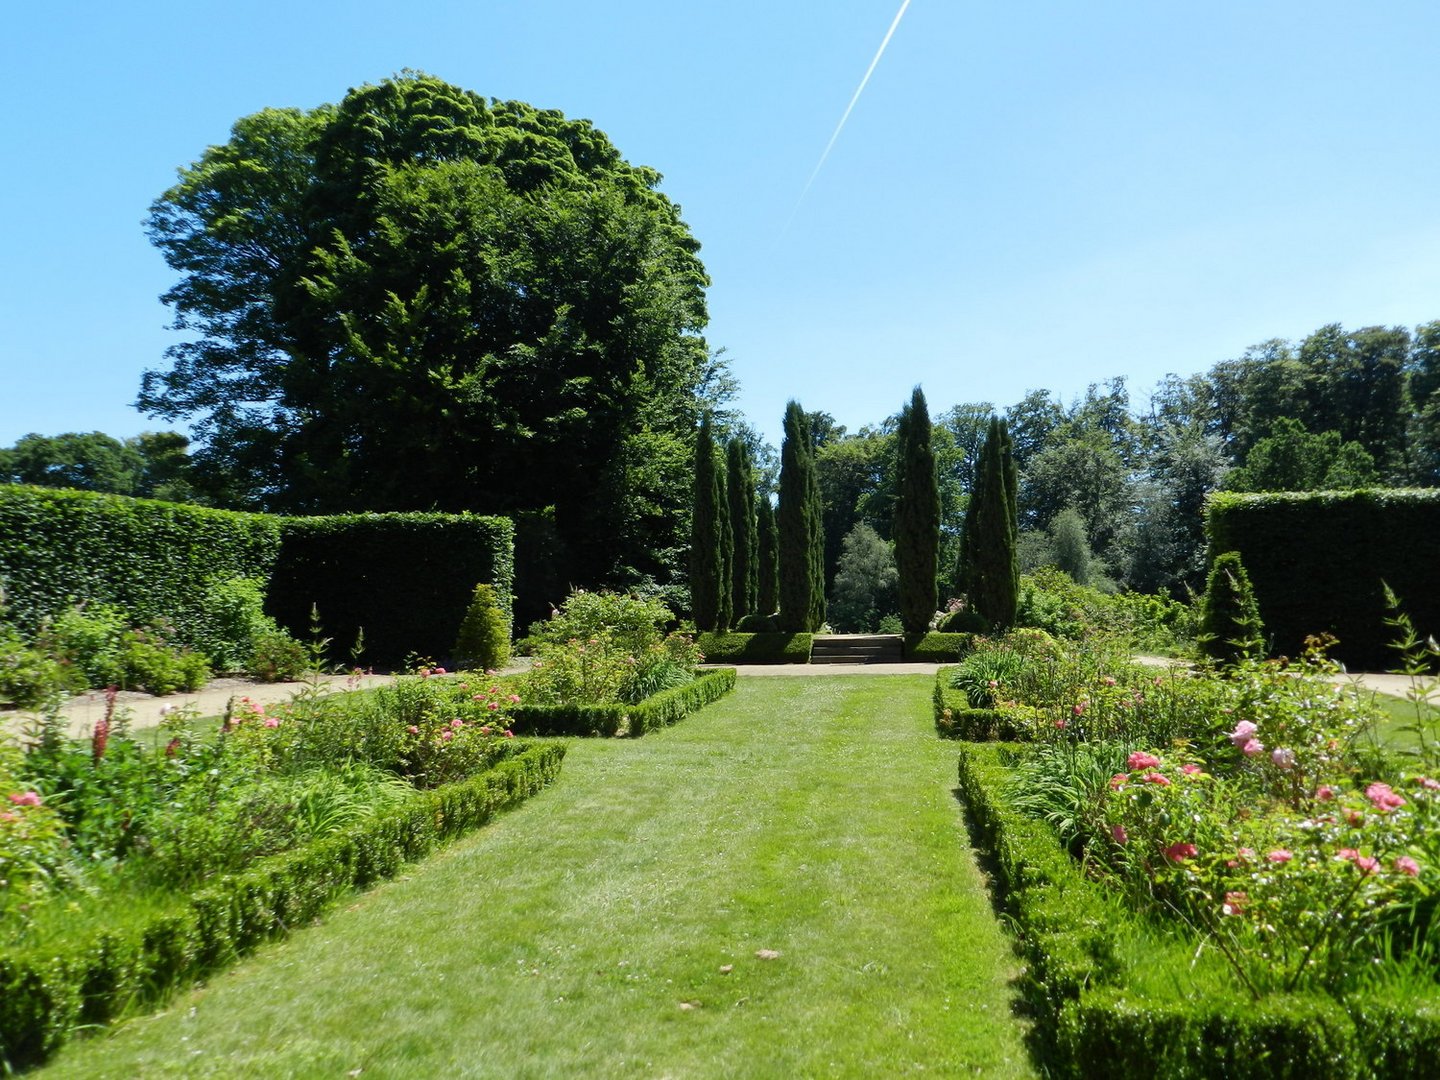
[407, 725, 420, 735]
[263, 717, 280, 728]
[1181, 763, 1202, 776]
[508, 694, 520, 704]
[1110, 824, 1128, 844]
[1164, 842, 1198, 863]
[433, 667, 447, 675]
[487, 702, 500, 711]
[1336, 848, 1361, 862]
[1240, 739, 1264, 757]
[1127, 751, 1161, 771]
[451, 718, 464, 729]
[1229, 720, 1258, 747]
[7, 791, 41, 807]
[1396, 856, 1421, 877]
[1271, 748, 1296, 770]
[1355, 856, 1381, 875]
[1073, 702, 1087, 716]
[1366, 783, 1406, 813]
[1109, 773, 1128, 790]
[1266, 849, 1293, 864]
[1142, 772, 1171, 786]
[504, 730, 514, 738]
[1315, 785, 1338, 802]
[1054, 718, 1068, 730]
[1101, 676, 1116, 687]
[1418, 777, 1440, 791]
[440, 730, 454, 741]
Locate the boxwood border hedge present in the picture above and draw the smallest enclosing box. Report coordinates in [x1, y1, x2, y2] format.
[933, 668, 1042, 740]
[956, 740, 1440, 1078]
[508, 668, 737, 737]
[0, 743, 563, 1071]
[904, 632, 977, 662]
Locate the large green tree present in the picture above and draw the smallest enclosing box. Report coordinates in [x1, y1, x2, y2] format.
[963, 417, 1019, 628]
[141, 73, 711, 586]
[892, 388, 940, 633]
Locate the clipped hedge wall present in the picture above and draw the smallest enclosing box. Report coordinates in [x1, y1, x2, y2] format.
[1206, 490, 1440, 669]
[269, 513, 515, 668]
[956, 741, 1440, 1078]
[0, 485, 280, 641]
[0, 744, 563, 1071]
[697, 632, 811, 664]
[905, 632, 977, 662]
[508, 668, 737, 737]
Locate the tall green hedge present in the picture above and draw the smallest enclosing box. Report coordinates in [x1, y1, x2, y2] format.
[1206, 490, 1440, 669]
[269, 513, 514, 667]
[0, 486, 280, 640]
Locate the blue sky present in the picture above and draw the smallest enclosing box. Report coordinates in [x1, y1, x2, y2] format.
[4, 0, 1440, 451]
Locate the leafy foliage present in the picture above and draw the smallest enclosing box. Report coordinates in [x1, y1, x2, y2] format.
[828, 523, 898, 633]
[454, 583, 512, 672]
[1198, 551, 1265, 666]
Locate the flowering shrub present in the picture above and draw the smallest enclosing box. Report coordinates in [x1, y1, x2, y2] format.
[0, 742, 73, 927]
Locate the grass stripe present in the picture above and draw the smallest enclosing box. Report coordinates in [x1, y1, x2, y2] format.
[40, 675, 1032, 1078]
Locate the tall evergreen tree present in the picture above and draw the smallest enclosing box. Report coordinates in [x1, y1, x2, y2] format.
[893, 387, 941, 633]
[779, 401, 820, 631]
[807, 424, 827, 631]
[715, 448, 734, 632]
[726, 437, 758, 620]
[757, 497, 779, 616]
[690, 415, 724, 631]
[966, 416, 1020, 628]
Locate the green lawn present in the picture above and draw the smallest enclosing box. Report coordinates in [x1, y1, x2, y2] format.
[38, 675, 1031, 1078]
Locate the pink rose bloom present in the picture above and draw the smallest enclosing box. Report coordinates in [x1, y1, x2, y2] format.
[451, 718, 464, 729]
[433, 667, 446, 675]
[1223, 891, 1247, 915]
[1229, 720, 1258, 747]
[1110, 824, 1128, 844]
[263, 717, 280, 729]
[1240, 739, 1264, 757]
[407, 725, 420, 735]
[1336, 848, 1361, 862]
[418, 668, 431, 678]
[1315, 785, 1338, 802]
[489, 686, 500, 694]
[8, 791, 42, 807]
[1142, 772, 1171, 786]
[1267, 849, 1293, 864]
[1271, 748, 1296, 770]
[1073, 702, 1087, 716]
[504, 730, 514, 738]
[1164, 842, 1198, 863]
[1054, 718, 1068, 730]
[508, 694, 520, 704]
[1109, 773, 1128, 790]
[1181, 763, 1202, 776]
[1366, 783, 1406, 813]
[1127, 751, 1161, 771]
[1396, 856, 1421, 877]
[440, 730, 454, 741]
[1418, 776, 1440, 791]
[487, 701, 500, 711]
[1355, 856, 1381, 875]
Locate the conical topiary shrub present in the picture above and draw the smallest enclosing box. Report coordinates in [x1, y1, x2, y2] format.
[1199, 550, 1265, 666]
[454, 583, 512, 671]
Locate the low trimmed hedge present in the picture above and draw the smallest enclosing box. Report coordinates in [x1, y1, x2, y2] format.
[933, 670, 1042, 740]
[697, 632, 811, 664]
[955, 741, 1440, 1078]
[0, 744, 564, 1071]
[904, 632, 977, 662]
[508, 668, 737, 737]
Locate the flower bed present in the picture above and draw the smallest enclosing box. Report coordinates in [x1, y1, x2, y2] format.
[509, 667, 737, 737]
[948, 625, 1440, 1077]
[0, 673, 562, 1069]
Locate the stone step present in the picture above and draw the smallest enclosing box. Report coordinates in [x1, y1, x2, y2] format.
[810, 635, 905, 664]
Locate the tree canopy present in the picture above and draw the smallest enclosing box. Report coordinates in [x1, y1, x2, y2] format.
[141, 73, 711, 587]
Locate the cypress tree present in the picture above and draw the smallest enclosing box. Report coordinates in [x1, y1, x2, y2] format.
[726, 437, 758, 621]
[716, 445, 734, 632]
[968, 416, 1020, 628]
[757, 497, 779, 616]
[807, 423, 827, 631]
[893, 387, 940, 634]
[690, 415, 724, 631]
[779, 400, 819, 632]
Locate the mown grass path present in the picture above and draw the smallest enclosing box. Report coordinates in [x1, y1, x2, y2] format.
[42, 675, 1032, 1078]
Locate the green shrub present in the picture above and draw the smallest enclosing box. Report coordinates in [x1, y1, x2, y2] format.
[0, 625, 79, 709]
[116, 632, 209, 695]
[248, 629, 310, 682]
[193, 576, 291, 673]
[508, 668, 735, 738]
[40, 603, 128, 687]
[696, 631, 811, 663]
[939, 608, 989, 634]
[453, 583, 511, 671]
[903, 632, 976, 662]
[949, 648, 1026, 707]
[268, 512, 514, 667]
[734, 612, 779, 633]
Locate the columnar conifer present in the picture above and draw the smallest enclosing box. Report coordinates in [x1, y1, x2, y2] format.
[1199, 551, 1265, 666]
[965, 416, 1019, 628]
[726, 438, 758, 621]
[893, 387, 940, 634]
[690, 415, 724, 631]
[779, 401, 821, 631]
[757, 497, 779, 616]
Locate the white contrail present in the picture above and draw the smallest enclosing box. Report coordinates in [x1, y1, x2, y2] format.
[785, 0, 913, 231]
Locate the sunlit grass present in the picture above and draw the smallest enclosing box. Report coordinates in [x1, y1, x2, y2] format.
[39, 675, 1033, 1078]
